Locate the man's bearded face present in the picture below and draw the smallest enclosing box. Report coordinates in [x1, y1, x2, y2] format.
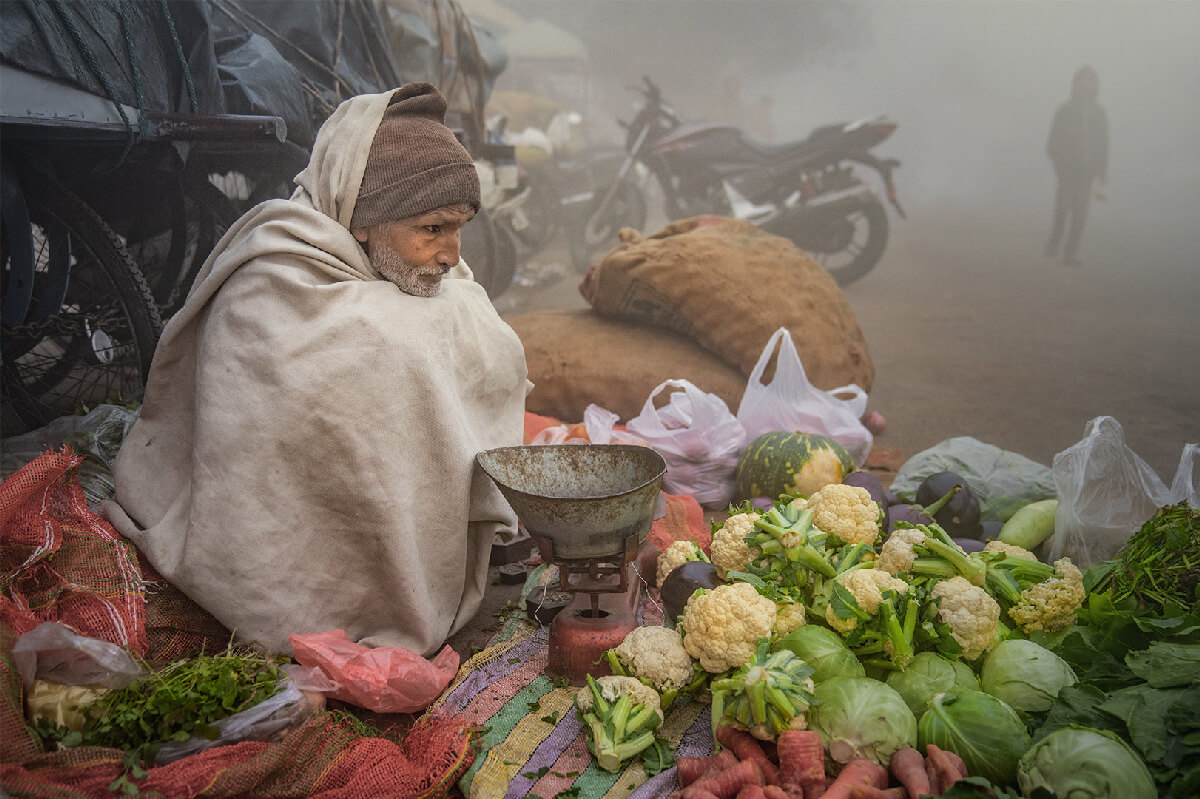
[357, 205, 475, 297]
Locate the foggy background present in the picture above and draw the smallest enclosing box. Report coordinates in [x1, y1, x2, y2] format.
[478, 0, 1200, 482]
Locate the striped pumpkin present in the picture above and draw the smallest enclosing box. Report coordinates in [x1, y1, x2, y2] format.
[736, 431, 855, 501]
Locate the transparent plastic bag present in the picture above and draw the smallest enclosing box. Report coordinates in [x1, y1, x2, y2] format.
[289, 629, 458, 714]
[625, 379, 747, 508]
[154, 677, 317, 765]
[12, 622, 143, 692]
[735, 327, 872, 466]
[1050, 416, 1197, 567]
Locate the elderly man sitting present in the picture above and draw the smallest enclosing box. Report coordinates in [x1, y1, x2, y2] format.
[103, 83, 529, 658]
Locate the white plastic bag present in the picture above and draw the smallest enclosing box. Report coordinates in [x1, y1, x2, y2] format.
[1050, 416, 1197, 567]
[528, 404, 650, 446]
[626, 379, 747, 508]
[735, 327, 873, 466]
[12, 622, 143, 692]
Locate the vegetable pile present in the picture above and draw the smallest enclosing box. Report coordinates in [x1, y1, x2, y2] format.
[579, 461, 1199, 799]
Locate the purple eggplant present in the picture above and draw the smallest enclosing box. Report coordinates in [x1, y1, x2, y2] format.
[953, 537, 987, 554]
[842, 470, 888, 508]
[915, 471, 982, 536]
[979, 520, 1004, 542]
[885, 503, 934, 535]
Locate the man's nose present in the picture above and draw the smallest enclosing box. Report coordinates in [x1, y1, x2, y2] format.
[438, 232, 461, 266]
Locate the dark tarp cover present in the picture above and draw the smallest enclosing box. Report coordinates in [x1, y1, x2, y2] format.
[0, 0, 404, 147]
[0, 0, 226, 116]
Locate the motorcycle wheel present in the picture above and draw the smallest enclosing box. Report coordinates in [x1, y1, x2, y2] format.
[2, 167, 162, 434]
[568, 179, 647, 272]
[786, 199, 889, 288]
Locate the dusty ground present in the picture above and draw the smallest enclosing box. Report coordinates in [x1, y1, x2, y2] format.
[449, 197, 1199, 656]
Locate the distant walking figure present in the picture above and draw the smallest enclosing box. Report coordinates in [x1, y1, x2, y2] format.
[1045, 66, 1108, 265]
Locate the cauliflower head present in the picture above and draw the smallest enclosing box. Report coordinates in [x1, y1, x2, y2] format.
[930, 576, 1000, 661]
[876, 526, 926, 575]
[774, 601, 807, 636]
[822, 568, 909, 632]
[656, 540, 708, 587]
[807, 484, 881, 546]
[680, 581, 776, 673]
[1006, 558, 1086, 634]
[983, 541, 1039, 561]
[574, 675, 663, 721]
[710, 512, 761, 579]
[613, 625, 695, 692]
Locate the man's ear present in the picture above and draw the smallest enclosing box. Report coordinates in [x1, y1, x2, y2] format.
[351, 226, 370, 244]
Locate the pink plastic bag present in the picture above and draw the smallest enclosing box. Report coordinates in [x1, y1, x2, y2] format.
[289, 629, 459, 713]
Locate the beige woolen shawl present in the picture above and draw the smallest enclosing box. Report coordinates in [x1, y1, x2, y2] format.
[103, 90, 528, 657]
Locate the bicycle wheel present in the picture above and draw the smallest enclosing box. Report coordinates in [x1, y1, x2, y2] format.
[2, 167, 162, 433]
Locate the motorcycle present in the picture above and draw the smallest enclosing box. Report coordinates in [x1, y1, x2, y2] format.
[575, 76, 905, 286]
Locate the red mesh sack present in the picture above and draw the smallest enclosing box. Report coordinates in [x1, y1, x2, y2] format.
[0, 447, 146, 653]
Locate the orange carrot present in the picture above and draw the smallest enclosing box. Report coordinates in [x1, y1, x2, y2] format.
[680, 749, 740, 787]
[924, 745, 965, 795]
[762, 787, 793, 799]
[776, 730, 825, 796]
[820, 758, 888, 799]
[679, 756, 715, 787]
[889, 747, 932, 799]
[717, 725, 771, 763]
[682, 758, 765, 799]
[849, 787, 908, 799]
[736, 786, 769, 799]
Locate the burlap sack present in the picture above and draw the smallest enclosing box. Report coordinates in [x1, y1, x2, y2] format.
[508, 309, 747, 422]
[584, 216, 874, 392]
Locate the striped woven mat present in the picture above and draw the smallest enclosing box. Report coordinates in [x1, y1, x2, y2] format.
[430, 493, 716, 799]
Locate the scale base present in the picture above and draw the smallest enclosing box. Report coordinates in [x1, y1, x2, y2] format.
[546, 578, 642, 686]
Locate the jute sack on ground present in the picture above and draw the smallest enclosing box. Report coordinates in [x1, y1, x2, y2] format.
[508, 308, 747, 422]
[585, 215, 875, 392]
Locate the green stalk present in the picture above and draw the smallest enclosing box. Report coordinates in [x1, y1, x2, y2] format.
[765, 684, 798, 720]
[604, 650, 628, 677]
[921, 535, 987, 585]
[710, 689, 726, 736]
[747, 679, 768, 725]
[586, 674, 611, 717]
[610, 695, 633, 741]
[625, 703, 661, 735]
[922, 485, 962, 518]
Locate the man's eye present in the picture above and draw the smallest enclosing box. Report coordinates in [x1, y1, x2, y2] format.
[425, 225, 442, 234]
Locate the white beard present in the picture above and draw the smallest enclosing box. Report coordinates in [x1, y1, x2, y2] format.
[370, 245, 446, 298]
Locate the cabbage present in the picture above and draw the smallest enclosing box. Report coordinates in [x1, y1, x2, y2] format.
[1018, 726, 1157, 799]
[774, 625, 865, 683]
[886, 652, 980, 716]
[918, 690, 1030, 786]
[809, 677, 916, 766]
[981, 639, 1076, 713]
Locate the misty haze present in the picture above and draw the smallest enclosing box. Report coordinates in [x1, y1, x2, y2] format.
[480, 0, 1199, 483]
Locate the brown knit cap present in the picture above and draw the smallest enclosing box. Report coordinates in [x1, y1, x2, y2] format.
[350, 83, 481, 230]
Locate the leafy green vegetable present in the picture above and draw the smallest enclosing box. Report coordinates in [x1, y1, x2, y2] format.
[917, 690, 1030, 787]
[1018, 726, 1157, 799]
[885, 652, 979, 717]
[1085, 502, 1200, 613]
[35, 647, 285, 790]
[773, 624, 865, 683]
[981, 639, 1077, 714]
[808, 676, 916, 767]
[640, 736, 676, 775]
[1038, 583, 1200, 795]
